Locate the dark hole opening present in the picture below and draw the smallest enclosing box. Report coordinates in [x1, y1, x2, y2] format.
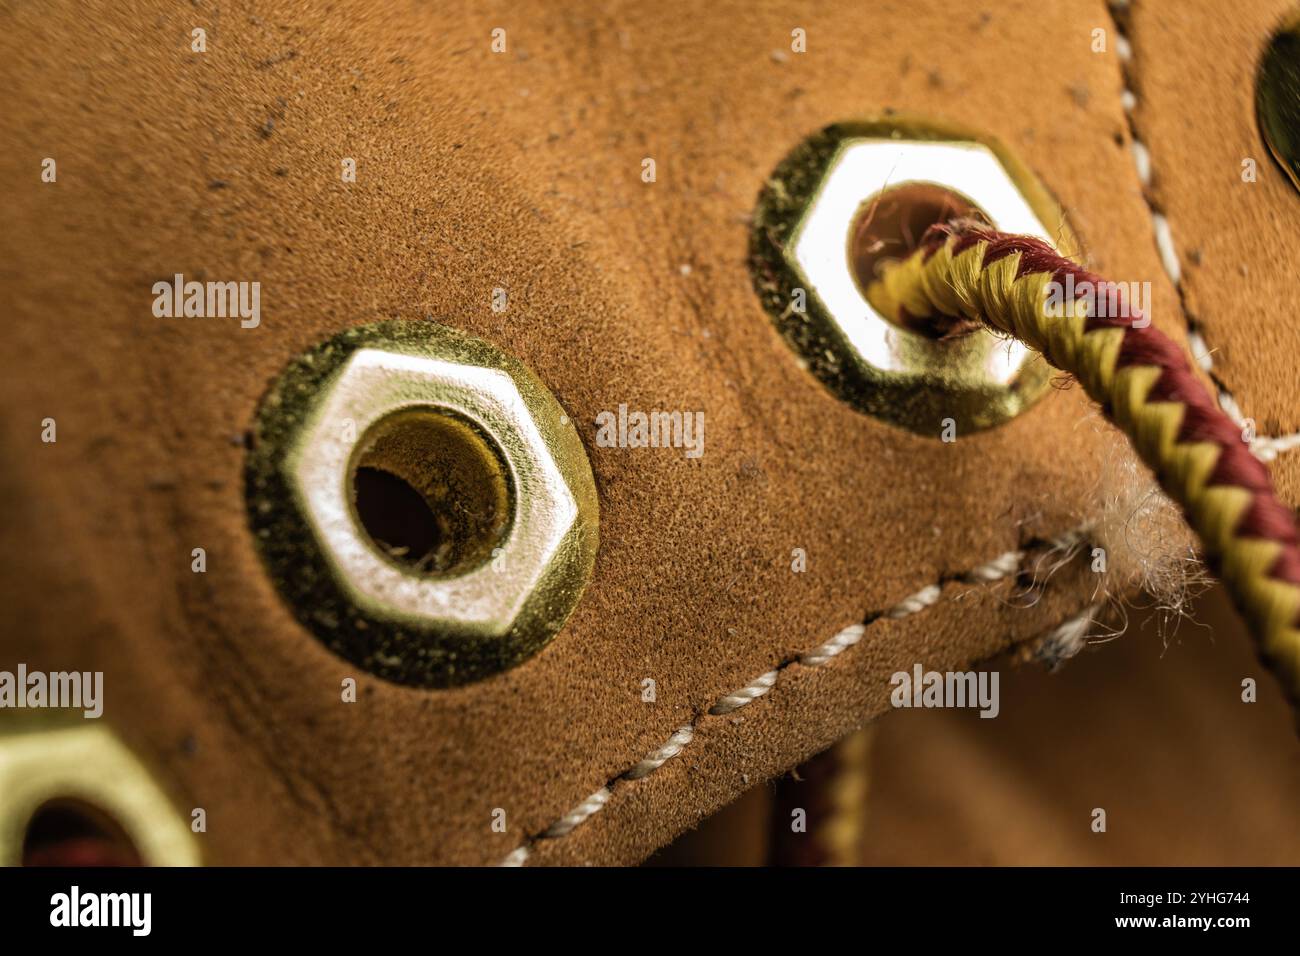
[349, 407, 513, 576]
[22, 799, 142, 867]
[352, 466, 444, 569]
[849, 181, 990, 339]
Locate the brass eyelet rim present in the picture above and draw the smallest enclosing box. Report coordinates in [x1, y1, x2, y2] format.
[1257, 9, 1300, 194]
[245, 320, 599, 689]
[750, 117, 1080, 435]
[0, 721, 200, 867]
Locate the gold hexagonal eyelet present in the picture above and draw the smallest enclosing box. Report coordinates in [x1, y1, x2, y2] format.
[0, 721, 200, 866]
[1257, 9, 1300, 194]
[750, 117, 1080, 434]
[246, 320, 599, 688]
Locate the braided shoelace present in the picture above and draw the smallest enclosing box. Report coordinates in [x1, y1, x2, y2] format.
[865, 219, 1300, 704]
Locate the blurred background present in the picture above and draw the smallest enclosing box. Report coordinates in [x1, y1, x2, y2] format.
[651, 585, 1300, 865]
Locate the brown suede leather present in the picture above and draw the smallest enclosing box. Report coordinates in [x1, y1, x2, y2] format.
[1125, 0, 1300, 434]
[1120, 0, 1300, 509]
[680, 586, 1300, 867]
[1, 0, 1296, 866]
[862, 586, 1300, 866]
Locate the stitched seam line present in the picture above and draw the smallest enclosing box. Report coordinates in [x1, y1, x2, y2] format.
[1107, 0, 1300, 460]
[498, 526, 1091, 866]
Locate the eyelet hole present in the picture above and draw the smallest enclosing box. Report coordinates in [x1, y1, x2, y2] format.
[349, 407, 514, 576]
[22, 798, 142, 867]
[848, 181, 990, 339]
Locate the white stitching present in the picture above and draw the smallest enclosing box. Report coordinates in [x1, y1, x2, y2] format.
[625, 725, 694, 779]
[499, 846, 530, 867]
[884, 583, 941, 617]
[497, 527, 1090, 865]
[1252, 433, 1300, 464]
[799, 623, 865, 667]
[1108, 1, 1300, 460]
[961, 548, 1023, 582]
[542, 787, 610, 839]
[1031, 604, 1101, 671]
[709, 670, 779, 716]
[1151, 213, 1181, 286]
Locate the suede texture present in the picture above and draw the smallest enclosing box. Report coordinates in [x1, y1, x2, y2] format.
[1126, 0, 1300, 434]
[1, 0, 1295, 865]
